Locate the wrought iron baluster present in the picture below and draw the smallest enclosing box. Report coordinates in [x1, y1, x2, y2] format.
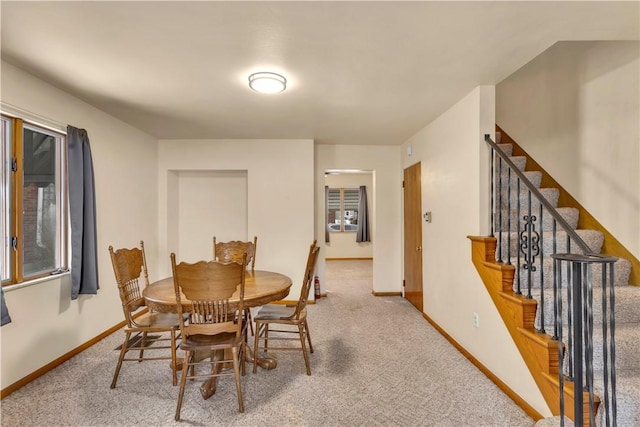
[497, 157, 503, 263]
[506, 167, 512, 265]
[585, 264, 595, 427]
[552, 219, 558, 339]
[609, 262, 618, 425]
[490, 147, 495, 237]
[516, 178, 522, 295]
[520, 190, 539, 299]
[572, 261, 584, 427]
[538, 204, 544, 333]
[567, 238, 573, 381]
[602, 262, 611, 427]
[554, 257, 565, 427]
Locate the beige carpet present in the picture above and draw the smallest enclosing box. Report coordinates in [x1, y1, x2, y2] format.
[1, 260, 534, 426]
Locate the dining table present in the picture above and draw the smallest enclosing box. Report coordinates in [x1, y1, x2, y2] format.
[143, 269, 293, 399]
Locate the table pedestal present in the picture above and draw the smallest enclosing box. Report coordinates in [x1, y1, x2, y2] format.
[196, 345, 278, 400]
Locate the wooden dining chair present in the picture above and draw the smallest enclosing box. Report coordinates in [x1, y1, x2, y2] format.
[213, 236, 258, 270]
[108, 241, 181, 388]
[213, 235, 258, 333]
[253, 241, 320, 375]
[171, 253, 248, 421]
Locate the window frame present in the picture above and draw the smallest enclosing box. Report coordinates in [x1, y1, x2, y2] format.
[1, 114, 69, 286]
[327, 187, 359, 233]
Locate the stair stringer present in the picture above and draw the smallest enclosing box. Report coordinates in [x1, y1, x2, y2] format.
[469, 235, 596, 423]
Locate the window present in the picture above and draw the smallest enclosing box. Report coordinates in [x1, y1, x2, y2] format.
[327, 187, 359, 232]
[1, 115, 68, 285]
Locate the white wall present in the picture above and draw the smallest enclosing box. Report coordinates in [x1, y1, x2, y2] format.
[497, 41, 640, 258]
[315, 145, 402, 295]
[158, 139, 314, 300]
[177, 170, 247, 263]
[1, 61, 159, 389]
[401, 86, 550, 416]
[324, 173, 373, 259]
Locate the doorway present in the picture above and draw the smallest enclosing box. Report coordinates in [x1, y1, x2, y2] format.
[403, 162, 423, 312]
[324, 171, 373, 260]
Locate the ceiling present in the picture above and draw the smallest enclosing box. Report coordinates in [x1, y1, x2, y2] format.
[1, 1, 637, 145]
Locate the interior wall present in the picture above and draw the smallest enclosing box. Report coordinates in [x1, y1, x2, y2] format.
[315, 145, 402, 295]
[158, 139, 314, 300]
[401, 86, 550, 416]
[177, 170, 247, 263]
[496, 41, 640, 258]
[324, 173, 373, 259]
[0, 61, 159, 389]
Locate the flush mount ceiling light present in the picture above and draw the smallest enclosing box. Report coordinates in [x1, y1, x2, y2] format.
[248, 72, 287, 94]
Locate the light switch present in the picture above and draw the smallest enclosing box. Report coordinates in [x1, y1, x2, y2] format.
[424, 212, 432, 222]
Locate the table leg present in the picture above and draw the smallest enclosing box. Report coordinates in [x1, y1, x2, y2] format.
[197, 346, 276, 399]
[244, 344, 278, 369]
[199, 350, 223, 400]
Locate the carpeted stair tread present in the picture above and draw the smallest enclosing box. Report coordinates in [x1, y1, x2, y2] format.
[556, 324, 640, 372]
[495, 207, 579, 232]
[496, 170, 543, 189]
[499, 229, 604, 257]
[534, 416, 574, 427]
[497, 143, 514, 157]
[596, 324, 640, 370]
[501, 155, 527, 172]
[594, 370, 640, 427]
[534, 284, 640, 326]
[498, 187, 560, 209]
[507, 256, 631, 289]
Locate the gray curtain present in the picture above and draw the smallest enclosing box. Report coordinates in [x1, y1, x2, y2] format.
[356, 185, 370, 243]
[1, 287, 11, 326]
[325, 185, 330, 243]
[67, 126, 99, 299]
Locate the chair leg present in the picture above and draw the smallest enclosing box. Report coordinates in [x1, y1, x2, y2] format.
[240, 342, 246, 376]
[245, 308, 254, 336]
[298, 323, 311, 375]
[138, 331, 147, 361]
[304, 319, 313, 354]
[232, 346, 244, 413]
[175, 351, 191, 421]
[253, 322, 261, 374]
[111, 331, 131, 389]
[170, 329, 178, 386]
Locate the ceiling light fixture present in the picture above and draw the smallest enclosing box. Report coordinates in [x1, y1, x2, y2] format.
[248, 72, 287, 94]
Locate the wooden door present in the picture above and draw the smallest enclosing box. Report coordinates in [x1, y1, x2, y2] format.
[403, 162, 423, 312]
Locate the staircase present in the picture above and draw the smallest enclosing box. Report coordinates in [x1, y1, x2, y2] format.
[469, 130, 640, 426]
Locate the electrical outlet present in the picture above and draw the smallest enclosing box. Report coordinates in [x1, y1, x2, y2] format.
[472, 312, 480, 328]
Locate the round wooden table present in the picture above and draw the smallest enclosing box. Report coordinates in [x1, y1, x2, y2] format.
[143, 269, 292, 312]
[142, 270, 292, 399]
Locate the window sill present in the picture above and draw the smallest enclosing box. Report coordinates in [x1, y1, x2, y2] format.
[3, 270, 71, 293]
